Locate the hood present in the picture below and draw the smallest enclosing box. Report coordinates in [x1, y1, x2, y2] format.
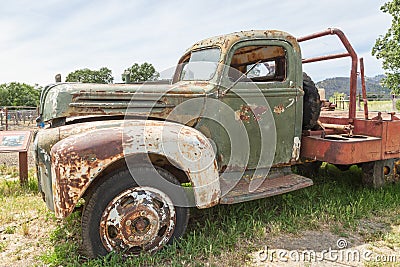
[38, 81, 215, 123]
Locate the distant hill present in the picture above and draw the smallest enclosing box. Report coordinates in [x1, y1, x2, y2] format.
[316, 75, 390, 99]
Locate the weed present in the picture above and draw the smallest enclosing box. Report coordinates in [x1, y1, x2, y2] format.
[0, 241, 7, 252]
[3, 225, 16, 234]
[0, 169, 38, 197]
[41, 212, 82, 266]
[0, 167, 51, 266]
[21, 222, 29, 236]
[383, 226, 400, 248]
[0, 175, 43, 225]
[0, 164, 18, 178]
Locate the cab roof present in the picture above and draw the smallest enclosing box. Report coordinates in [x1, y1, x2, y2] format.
[186, 30, 300, 54]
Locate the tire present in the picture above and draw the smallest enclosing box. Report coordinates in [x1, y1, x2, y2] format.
[81, 166, 189, 258]
[302, 72, 321, 130]
[361, 161, 384, 188]
[361, 159, 399, 188]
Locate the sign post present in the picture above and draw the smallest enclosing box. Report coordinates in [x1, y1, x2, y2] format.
[0, 131, 32, 184]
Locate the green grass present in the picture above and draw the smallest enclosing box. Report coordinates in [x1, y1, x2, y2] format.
[334, 100, 395, 112]
[1, 164, 398, 266]
[0, 164, 19, 178]
[0, 163, 398, 266]
[0, 168, 53, 265]
[39, 211, 83, 266]
[38, 164, 400, 266]
[0, 168, 40, 225]
[366, 100, 394, 112]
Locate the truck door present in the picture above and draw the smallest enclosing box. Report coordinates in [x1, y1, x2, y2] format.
[217, 39, 303, 173]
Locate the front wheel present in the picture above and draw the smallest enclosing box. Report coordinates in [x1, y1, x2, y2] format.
[81, 167, 189, 258]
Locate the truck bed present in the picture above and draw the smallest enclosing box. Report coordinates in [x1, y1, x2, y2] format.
[300, 110, 400, 165]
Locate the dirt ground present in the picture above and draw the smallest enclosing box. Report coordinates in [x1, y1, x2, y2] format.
[249, 226, 400, 266]
[0, 148, 36, 169]
[0, 209, 55, 267]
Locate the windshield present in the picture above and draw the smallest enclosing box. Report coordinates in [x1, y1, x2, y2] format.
[179, 48, 221, 81]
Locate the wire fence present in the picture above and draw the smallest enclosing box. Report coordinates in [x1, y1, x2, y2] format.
[332, 95, 398, 112]
[0, 108, 38, 130]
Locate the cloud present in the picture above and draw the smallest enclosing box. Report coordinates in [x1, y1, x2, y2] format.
[0, 0, 391, 85]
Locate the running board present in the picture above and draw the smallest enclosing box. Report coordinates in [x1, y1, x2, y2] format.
[220, 173, 313, 204]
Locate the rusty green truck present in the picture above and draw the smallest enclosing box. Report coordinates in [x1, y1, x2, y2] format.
[34, 28, 400, 257]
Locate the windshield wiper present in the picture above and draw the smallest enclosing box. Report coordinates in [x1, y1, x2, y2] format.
[220, 60, 261, 97]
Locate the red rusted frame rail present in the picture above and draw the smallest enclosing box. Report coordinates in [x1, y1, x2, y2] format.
[301, 52, 350, 64]
[297, 28, 358, 123]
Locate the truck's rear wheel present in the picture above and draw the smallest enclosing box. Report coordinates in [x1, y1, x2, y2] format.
[302, 72, 321, 130]
[81, 167, 189, 258]
[361, 159, 400, 188]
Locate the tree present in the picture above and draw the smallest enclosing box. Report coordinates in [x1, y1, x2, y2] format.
[0, 82, 41, 106]
[372, 0, 400, 94]
[66, 67, 114, 84]
[122, 62, 159, 83]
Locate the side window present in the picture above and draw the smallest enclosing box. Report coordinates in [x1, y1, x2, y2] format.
[229, 45, 287, 82]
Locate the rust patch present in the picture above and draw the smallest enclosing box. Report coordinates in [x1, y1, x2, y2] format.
[235, 105, 250, 122]
[51, 127, 125, 218]
[235, 105, 268, 122]
[252, 106, 268, 121]
[273, 104, 285, 114]
[220, 173, 313, 204]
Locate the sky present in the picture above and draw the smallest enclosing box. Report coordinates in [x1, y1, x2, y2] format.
[0, 0, 392, 86]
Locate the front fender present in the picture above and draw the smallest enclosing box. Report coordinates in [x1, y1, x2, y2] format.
[50, 120, 220, 218]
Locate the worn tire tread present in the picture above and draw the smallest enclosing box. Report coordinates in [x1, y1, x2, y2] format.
[302, 72, 321, 130]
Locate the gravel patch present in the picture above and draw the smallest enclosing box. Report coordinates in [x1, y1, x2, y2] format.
[0, 146, 35, 169]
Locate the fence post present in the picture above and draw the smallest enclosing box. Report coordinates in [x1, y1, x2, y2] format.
[342, 96, 345, 109]
[18, 151, 28, 184]
[392, 94, 396, 111]
[5, 108, 8, 131]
